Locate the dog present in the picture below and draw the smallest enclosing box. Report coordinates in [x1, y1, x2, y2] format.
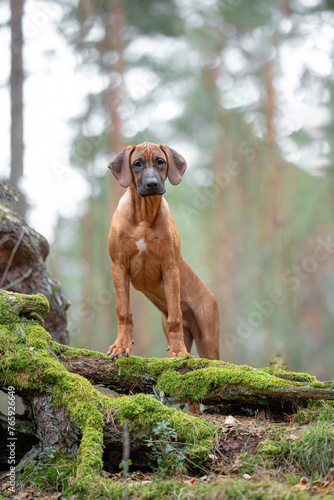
[107, 142, 220, 360]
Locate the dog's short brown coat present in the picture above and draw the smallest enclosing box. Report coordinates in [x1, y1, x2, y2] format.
[107, 142, 219, 359]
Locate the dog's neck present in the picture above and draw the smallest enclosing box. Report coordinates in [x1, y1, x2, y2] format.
[130, 183, 162, 226]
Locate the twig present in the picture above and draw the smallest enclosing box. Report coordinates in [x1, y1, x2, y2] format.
[0, 235, 11, 247]
[0, 229, 25, 287]
[123, 421, 130, 500]
[3, 268, 32, 290]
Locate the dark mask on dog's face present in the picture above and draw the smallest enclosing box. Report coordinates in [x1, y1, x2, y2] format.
[130, 143, 167, 197]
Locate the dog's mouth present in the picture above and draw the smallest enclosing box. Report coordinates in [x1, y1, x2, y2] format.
[138, 187, 166, 197]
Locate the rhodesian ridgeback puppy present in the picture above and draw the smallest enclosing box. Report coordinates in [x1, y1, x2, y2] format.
[107, 142, 220, 360]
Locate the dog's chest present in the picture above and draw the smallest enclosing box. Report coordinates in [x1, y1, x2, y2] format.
[127, 229, 163, 287]
[134, 238, 147, 255]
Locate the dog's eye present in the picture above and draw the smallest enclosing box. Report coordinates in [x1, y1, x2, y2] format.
[133, 161, 142, 169]
[156, 159, 165, 167]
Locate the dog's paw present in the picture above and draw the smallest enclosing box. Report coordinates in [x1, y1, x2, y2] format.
[107, 342, 132, 360]
[169, 346, 188, 358]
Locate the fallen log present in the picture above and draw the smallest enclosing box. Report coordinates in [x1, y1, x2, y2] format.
[55, 345, 334, 410]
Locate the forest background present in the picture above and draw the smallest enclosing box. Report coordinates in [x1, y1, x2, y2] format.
[1, 0, 334, 380]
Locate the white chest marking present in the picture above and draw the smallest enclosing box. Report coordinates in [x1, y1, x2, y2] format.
[136, 238, 146, 255]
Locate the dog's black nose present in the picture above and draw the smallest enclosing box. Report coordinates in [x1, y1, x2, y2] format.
[145, 178, 159, 189]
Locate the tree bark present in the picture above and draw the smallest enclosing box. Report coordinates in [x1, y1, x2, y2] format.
[0, 397, 155, 470]
[0, 183, 69, 344]
[31, 388, 81, 455]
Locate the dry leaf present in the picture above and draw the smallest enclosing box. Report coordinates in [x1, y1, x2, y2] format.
[225, 415, 237, 426]
[313, 480, 329, 488]
[133, 471, 146, 481]
[292, 477, 310, 492]
[243, 473, 252, 480]
[185, 478, 196, 487]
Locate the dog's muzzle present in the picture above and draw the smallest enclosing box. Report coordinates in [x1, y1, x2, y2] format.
[138, 177, 165, 197]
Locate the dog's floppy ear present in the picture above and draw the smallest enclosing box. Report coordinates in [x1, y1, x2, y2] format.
[108, 145, 135, 188]
[160, 144, 187, 186]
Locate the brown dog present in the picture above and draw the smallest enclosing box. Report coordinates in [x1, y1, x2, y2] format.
[107, 142, 220, 360]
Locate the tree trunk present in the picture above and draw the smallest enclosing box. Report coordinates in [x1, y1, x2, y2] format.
[10, 0, 27, 218]
[0, 183, 69, 344]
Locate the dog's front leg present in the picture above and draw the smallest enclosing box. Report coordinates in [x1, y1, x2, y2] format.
[163, 266, 187, 358]
[108, 262, 133, 359]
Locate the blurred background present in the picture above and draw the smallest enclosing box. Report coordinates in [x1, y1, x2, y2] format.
[1, 0, 334, 379]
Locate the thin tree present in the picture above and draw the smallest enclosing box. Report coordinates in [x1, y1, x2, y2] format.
[10, 0, 27, 217]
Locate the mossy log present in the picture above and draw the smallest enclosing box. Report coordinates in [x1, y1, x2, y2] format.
[56, 346, 334, 409]
[0, 290, 216, 498]
[1, 290, 334, 498]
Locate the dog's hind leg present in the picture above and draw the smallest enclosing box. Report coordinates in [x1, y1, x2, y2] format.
[161, 312, 168, 346]
[194, 299, 220, 360]
[161, 312, 193, 353]
[183, 327, 193, 353]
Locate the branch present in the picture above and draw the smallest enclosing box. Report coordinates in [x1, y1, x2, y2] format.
[54, 344, 334, 410]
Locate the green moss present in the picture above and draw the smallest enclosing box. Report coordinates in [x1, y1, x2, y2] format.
[0, 290, 216, 499]
[0, 290, 49, 320]
[66, 475, 124, 499]
[116, 356, 300, 403]
[126, 478, 309, 499]
[110, 393, 215, 464]
[0, 293, 20, 324]
[265, 357, 318, 384]
[309, 382, 330, 389]
[0, 291, 49, 337]
[50, 476, 312, 500]
[258, 440, 281, 456]
[265, 368, 317, 384]
[52, 342, 110, 359]
[258, 439, 288, 457]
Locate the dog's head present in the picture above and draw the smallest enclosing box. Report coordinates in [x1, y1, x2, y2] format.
[108, 142, 187, 197]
